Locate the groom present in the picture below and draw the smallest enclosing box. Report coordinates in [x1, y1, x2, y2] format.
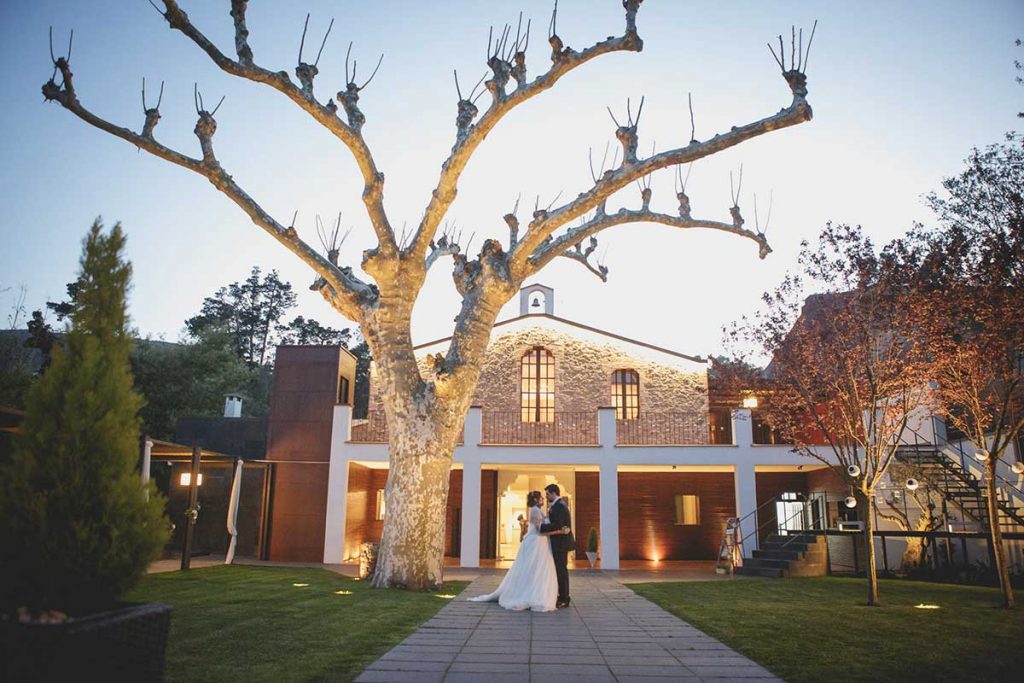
[540, 483, 574, 608]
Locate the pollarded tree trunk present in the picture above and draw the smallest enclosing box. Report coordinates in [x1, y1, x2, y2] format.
[366, 290, 506, 589]
[370, 422, 460, 590]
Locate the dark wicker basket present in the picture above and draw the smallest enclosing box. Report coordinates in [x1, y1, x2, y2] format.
[1, 602, 172, 682]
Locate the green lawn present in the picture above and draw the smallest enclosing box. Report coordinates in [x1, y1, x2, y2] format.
[125, 566, 467, 682]
[631, 577, 1022, 683]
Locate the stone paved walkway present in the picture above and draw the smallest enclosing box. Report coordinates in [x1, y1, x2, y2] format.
[356, 572, 782, 683]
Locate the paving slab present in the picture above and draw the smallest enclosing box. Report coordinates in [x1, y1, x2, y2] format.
[355, 572, 783, 683]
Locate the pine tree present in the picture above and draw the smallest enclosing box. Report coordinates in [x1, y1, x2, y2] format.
[0, 220, 168, 617]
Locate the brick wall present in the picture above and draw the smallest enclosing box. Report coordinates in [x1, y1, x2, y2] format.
[617, 471, 736, 560]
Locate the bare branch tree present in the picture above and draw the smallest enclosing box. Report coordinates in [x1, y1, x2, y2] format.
[43, 2, 816, 590]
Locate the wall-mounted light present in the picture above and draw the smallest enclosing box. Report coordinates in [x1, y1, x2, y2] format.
[741, 396, 758, 409]
[905, 478, 920, 492]
[179, 472, 203, 487]
[1012, 461, 1024, 475]
[847, 464, 861, 478]
[844, 496, 857, 508]
[974, 451, 989, 462]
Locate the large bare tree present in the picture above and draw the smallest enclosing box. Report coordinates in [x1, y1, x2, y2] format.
[43, 1, 814, 589]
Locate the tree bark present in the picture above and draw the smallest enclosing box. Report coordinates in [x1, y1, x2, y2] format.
[985, 462, 1015, 609]
[860, 488, 880, 606]
[370, 421, 461, 590]
[365, 287, 503, 590]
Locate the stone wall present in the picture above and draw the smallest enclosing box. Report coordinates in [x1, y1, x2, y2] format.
[369, 318, 709, 443]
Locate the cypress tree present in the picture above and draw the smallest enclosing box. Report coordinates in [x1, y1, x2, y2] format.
[0, 220, 168, 617]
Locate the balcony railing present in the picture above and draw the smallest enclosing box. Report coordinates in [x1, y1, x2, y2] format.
[349, 410, 389, 443]
[348, 409, 465, 444]
[481, 411, 599, 445]
[616, 412, 709, 445]
[349, 409, 716, 446]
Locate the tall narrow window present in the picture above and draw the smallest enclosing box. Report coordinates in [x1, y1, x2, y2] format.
[521, 347, 555, 423]
[611, 369, 640, 420]
[338, 376, 350, 405]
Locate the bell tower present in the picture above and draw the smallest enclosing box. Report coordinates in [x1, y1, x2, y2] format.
[519, 283, 554, 316]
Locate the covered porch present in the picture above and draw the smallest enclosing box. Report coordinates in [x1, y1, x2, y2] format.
[323, 406, 827, 569]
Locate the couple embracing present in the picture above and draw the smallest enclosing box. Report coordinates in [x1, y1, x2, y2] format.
[470, 484, 574, 611]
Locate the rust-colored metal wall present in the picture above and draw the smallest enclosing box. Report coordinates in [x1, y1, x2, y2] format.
[267, 346, 350, 561]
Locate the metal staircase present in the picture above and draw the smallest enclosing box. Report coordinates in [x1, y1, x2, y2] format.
[895, 430, 1024, 532]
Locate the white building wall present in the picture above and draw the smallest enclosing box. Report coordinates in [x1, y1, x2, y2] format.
[324, 407, 836, 566]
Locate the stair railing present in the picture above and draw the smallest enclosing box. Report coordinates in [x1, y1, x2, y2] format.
[738, 492, 830, 554]
[899, 418, 1024, 529]
[774, 495, 831, 551]
[734, 495, 788, 554]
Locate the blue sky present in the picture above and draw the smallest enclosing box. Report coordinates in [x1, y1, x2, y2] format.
[1, 1, 1021, 356]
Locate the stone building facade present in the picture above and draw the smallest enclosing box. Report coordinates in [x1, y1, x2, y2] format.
[263, 284, 853, 568]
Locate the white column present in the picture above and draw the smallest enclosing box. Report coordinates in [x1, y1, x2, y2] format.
[731, 408, 753, 446]
[597, 407, 619, 569]
[599, 461, 620, 570]
[734, 462, 759, 551]
[323, 405, 352, 564]
[464, 406, 483, 445]
[460, 459, 482, 567]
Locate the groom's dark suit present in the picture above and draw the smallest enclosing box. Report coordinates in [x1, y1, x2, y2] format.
[541, 498, 574, 605]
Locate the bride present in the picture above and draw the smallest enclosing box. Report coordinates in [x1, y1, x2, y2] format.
[469, 490, 567, 611]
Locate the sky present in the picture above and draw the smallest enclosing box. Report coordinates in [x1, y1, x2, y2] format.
[1, 1, 1021, 359]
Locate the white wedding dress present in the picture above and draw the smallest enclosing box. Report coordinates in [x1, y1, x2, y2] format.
[469, 505, 558, 611]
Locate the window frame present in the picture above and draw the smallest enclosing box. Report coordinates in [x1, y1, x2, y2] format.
[674, 494, 700, 526]
[520, 346, 555, 423]
[611, 368, 640, 420]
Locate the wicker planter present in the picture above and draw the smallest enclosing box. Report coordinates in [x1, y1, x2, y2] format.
[1, 602, 172, 682]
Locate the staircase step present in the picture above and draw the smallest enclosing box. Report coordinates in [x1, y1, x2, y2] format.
[734, 565, 787, 578]
[753, 549, 814, 561]
[746, 557, 798, 570]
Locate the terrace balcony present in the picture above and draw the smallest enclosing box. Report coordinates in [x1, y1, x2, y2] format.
[348, 409, 720, 446]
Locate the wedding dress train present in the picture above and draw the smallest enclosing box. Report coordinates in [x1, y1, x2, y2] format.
[469, 505, 558, 611]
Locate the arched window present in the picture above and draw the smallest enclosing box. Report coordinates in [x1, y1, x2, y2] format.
[611, 369, 640, 420]
[521, 347, 555, 423]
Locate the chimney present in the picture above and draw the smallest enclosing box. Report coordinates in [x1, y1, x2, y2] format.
[224, 394, 243, 418]
[519, 283, 555, 316]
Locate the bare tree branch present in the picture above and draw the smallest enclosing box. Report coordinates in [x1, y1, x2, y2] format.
[510, 41, 811, 275]
[559, 236, 608, 281]
[155, 1, 397, 257]
[425, 227, 463, 271]
[42, 55, 374, 320]
[525, 203, 771, 280]
[407, 1, 645, 266]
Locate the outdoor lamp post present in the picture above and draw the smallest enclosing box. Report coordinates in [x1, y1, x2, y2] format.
[180, 444, 202, 570]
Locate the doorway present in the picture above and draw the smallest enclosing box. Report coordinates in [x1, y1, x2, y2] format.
[494, 468, 576, 561]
